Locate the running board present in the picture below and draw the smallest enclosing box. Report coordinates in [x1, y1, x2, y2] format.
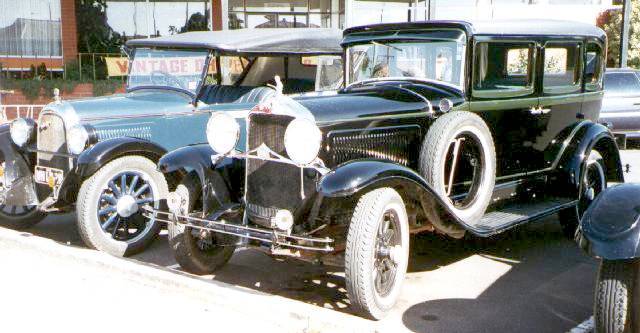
[471, 197, 577, 236]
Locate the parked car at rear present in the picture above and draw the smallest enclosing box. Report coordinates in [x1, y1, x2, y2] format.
[599, 68, 640, 148]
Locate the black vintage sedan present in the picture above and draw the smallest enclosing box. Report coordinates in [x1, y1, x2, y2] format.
[599, 68, 640, 148]
[146, 20, 624, 318]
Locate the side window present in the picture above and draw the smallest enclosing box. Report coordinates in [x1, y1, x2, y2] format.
[585, 43, 604, 92]
[604, 72, 640, 96]
[473, 41, 536, 98]
[542, 42, 582, 95]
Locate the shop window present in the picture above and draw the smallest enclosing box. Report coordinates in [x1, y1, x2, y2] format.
[0, 0, 62, 57]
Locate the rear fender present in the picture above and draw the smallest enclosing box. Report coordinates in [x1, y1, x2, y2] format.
[158, 145, 244, 214]
[558, 122, 624, 192]
[317, 160, 467, 238]
[577, 184, 640, 260]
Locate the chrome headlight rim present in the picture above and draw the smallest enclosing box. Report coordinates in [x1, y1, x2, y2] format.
[10, 118, 36, 147]
[206, 112, 240, 155]
[284, 118, 322, 166]
[67, 124, 95, 155]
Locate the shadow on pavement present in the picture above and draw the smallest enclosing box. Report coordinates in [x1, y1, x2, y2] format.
[19, 211, 597, 332]
[402, 222, 596, 333]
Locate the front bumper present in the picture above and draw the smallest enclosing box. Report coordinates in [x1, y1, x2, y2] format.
[142, 206, 334, 252]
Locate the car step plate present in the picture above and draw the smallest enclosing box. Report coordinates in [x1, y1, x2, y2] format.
[475, 197, 576, 234]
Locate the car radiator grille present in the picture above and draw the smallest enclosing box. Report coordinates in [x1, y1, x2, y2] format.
[245, 113, 315, 225]
[37, 113, 68, 169]
[328, 126, 421, 168]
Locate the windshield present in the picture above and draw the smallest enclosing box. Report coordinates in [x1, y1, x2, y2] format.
[346, 31, 466, 88]
[127, 48, 209, 94]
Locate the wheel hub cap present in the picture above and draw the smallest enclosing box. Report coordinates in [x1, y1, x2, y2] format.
[116, 195, 138, 218]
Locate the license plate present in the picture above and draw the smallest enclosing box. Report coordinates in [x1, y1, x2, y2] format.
[34, 166, 64, 189]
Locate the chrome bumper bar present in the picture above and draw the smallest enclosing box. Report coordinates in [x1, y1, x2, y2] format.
[142, 206, 334, 252]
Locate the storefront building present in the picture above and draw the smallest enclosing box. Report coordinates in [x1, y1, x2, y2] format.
[0, 0, 618, 75]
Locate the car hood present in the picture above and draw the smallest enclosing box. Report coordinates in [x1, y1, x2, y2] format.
[293, 81, 465, 123]
[41, 89, 192, 125]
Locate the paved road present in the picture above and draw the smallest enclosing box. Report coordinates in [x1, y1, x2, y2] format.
[7, 150, 640, 332]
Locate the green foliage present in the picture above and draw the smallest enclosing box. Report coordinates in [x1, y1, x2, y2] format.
[91, 80, 122, 97]
[75, 0, 125, 54]
[1, 79, 79, 102]
[1, 78, 122, 102]
[597, 1, 640, 68]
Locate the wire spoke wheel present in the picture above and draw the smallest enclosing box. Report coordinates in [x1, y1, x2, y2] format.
[442, 131, 485, 210]
[97, 171, 155, 243]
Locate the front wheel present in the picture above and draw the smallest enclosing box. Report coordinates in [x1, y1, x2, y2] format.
[345, 188, 409, 320]
[595, 260, 640, 333]
[167, 175, 235, 275]
[0, 161, 46, 230]
[76, 156, 167, 257]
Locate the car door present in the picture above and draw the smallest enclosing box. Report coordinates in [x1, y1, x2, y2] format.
[533, 40, 585, 170]
[601, 71, 640, 133]
[469, 38, 540, 177]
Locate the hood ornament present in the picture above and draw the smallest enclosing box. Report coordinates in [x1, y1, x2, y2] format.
[53, 88, 62, 105]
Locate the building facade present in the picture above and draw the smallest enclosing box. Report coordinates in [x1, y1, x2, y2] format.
[0, 0, 617, 74]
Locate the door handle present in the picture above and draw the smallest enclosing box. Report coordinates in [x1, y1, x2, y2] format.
[530, 107, 551, 115]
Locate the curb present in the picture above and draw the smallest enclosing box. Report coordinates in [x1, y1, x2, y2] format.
[0, 226, 372, 333]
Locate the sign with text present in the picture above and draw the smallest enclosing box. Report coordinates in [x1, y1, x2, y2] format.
[106, 56, 208, 77]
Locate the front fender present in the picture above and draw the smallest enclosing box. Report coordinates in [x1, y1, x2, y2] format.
[577, 184, 640, 260]
[318, 160, 466, 238]
[0, 124, 39, 205]
[158, 144, 244, 214]
[76, 137, 167, 179]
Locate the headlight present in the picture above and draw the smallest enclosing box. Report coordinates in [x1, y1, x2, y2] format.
[10, 118, 35, 147]
[284, 118, 322, 165]
[207, 112, 239, 154]
[67, 124, 90, 154]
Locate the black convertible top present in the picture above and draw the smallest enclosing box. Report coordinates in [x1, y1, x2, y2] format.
[126, 28, 343, 55]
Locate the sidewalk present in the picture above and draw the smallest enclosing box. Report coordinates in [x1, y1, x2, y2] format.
[0, 227, 370, 333]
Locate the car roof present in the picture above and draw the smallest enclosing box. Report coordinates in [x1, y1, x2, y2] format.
[344, 19, 606, 39]
[126, 28, 343, 55]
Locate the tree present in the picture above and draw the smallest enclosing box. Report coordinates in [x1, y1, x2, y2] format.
[597, 1, 640, 68]
[179, 12, 209, 33]
[75, 0, 125, 54]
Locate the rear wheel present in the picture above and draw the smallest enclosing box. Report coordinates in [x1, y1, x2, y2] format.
[0, 160, 45, 230]
[167, 176, 235, 275]
[419, 111, 496, 224]
[595, 259, 640, 333]
[559, 150, 606, 238]
[345, 188, 409, 320]
[76, 156, 167, 257]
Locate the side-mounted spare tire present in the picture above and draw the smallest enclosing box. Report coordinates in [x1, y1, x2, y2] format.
[419, 111, 496, 224]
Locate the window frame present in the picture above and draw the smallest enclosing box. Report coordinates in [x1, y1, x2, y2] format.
[471, 38, 538, 100]
[584, 41, 605, 92]
[541, 41, 583, 96]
